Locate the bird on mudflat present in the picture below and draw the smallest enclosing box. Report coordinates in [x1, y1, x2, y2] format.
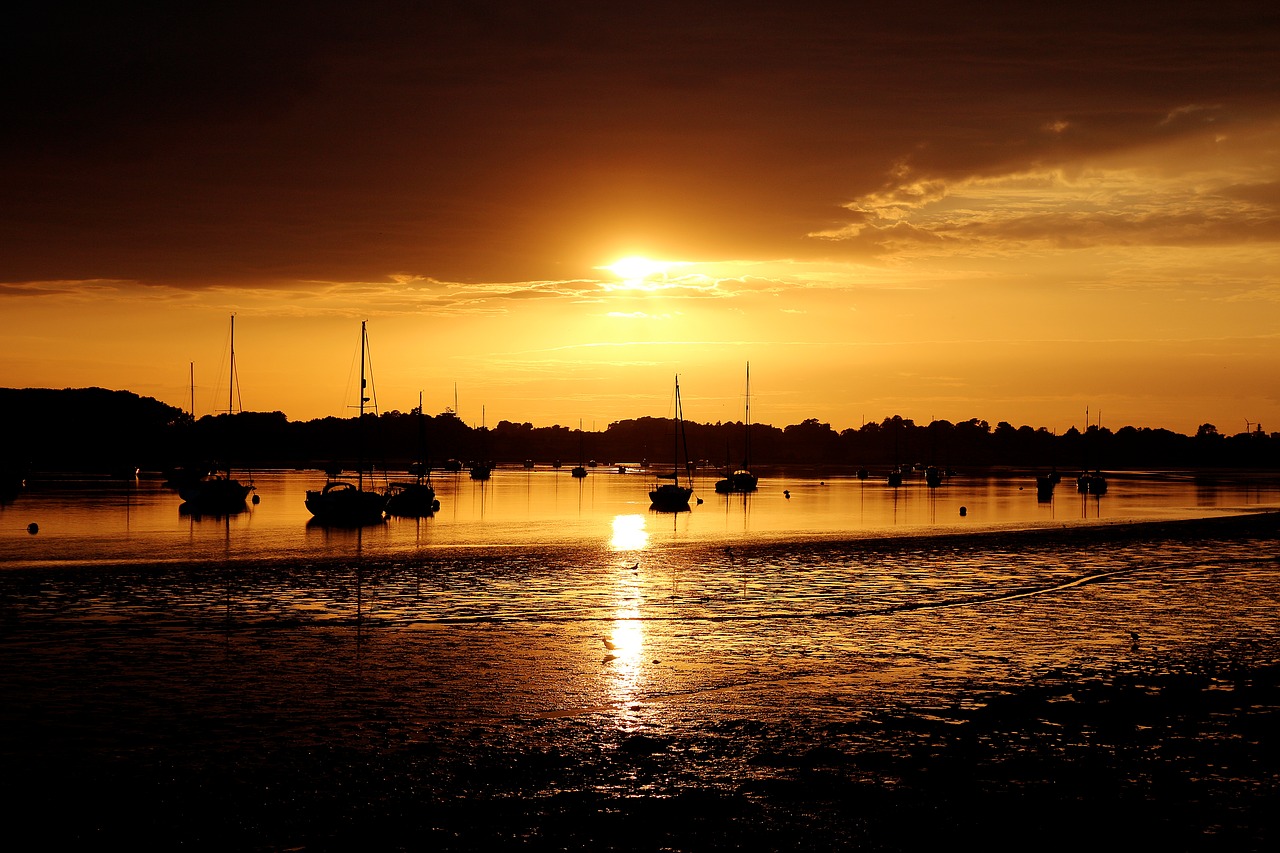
[602, 637, 617, 651]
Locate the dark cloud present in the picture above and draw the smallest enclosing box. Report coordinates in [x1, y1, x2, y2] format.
[3, 2, 1277, 286]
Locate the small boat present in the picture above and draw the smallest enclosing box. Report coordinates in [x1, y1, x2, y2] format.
[925, 466, 943, 488]
[715, 363, 759, 494]
[650, 375, 696, 512]
[385, 480, 439, 516]
[571, 420, 588, 478]
[1077, 471, 1108, 495]
[386, 391, 439, 517]
[305, 321, 387, 525]
[469, 406, 492, 480]
[1036, 469, 1061, 500]
[305, 480, 388, 525]
[1075, 408, 1108, 496]
[178, 315, 255, 514]
[179, 472, 254, 514]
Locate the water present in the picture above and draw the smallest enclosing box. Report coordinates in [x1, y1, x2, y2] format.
[3, 468, 1277, 723]
[2, 467, 1276, 568]
[3, 469, 1279, 847]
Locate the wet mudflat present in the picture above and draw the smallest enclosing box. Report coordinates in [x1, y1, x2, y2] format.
[2, 512, 1279, 850]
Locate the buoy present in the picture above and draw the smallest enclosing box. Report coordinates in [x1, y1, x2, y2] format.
[959, 506, 967, 517]
[252, 494, 260, 504]
[784, 490, 791, 499]
[27, 522, 38, 534]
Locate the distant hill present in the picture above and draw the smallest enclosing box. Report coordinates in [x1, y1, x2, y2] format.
[1, 387, 185, 472]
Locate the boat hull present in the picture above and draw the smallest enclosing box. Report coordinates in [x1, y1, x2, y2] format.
[385, 482, 439, 517]
[178, 476, 253, 514]
[649, 484, 692, 512]
[714, 470, 758, 494]
[305, 481, 387, 525]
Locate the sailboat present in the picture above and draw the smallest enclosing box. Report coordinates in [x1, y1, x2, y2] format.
[649, 375, 696, 512]
[886, 417, 904, 487]
[714, 362, 758, 494]
[469, 405, 492, 480]
[1076, 406, 1108, 495]
[304, 321, 388, 525]
[177, 314, 255, 514]
[571, 419, 588, 478]
[386, 391, 440, 517]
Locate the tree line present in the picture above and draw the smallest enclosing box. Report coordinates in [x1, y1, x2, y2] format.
[3, 387, 1276, 474]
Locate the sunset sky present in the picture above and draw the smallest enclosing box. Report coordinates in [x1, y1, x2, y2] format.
[4, 2, 1278, 435]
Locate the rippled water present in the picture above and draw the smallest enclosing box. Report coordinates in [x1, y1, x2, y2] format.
[3, 467, 1278, 735]
[3, 468, 1279, 851]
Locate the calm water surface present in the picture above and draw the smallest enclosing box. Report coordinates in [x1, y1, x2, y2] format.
[2, 467, 1276, 568]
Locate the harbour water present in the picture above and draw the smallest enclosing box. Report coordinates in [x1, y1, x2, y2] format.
[2, 468, 1278, 848]
[2, 467, 1276, 567]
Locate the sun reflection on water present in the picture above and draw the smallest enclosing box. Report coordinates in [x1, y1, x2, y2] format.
[607, 616, 644, 665]
[606, 606, 647, 715]
[609, 514, 649, 551]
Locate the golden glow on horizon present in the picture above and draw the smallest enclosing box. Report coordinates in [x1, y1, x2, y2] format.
[5, 122, 1279, 436]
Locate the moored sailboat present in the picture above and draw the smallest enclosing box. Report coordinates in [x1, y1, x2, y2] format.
[305, 321, 387, 525]
[1076, 407, 1108, 495]
[571, 419, 588, 478]
[715, 362, 758, 494]
[386, 391, 439, 517]
[177, 315, 255, 515]
[469, 405, 493, 481]
[649, 375, 696, 512]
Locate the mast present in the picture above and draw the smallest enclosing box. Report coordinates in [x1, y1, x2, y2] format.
[229, 313, 235, 416]
[674, 375, 686, 487]
[359, 320, 368, 490]
[417, 390, 425, 481]
[744, 361, 751, 469]
[672, 375, 679, 480]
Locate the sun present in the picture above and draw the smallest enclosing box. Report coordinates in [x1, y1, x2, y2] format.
[605, 256, 671, 280]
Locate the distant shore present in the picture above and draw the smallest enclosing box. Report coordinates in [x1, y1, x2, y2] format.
[4, 386, 1278, 475]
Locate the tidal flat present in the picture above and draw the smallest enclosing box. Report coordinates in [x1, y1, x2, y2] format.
[2, 511, 1278, 850]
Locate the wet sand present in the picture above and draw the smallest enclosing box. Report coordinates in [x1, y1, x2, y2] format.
[2, 512, 1278, 850]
